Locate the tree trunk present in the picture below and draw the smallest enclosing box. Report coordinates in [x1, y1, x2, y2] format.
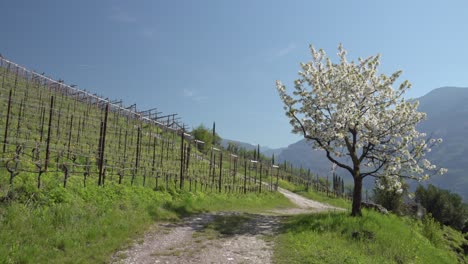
[351, 174, 363, 216]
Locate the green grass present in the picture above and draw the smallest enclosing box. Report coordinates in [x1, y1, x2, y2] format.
[274, 210, 466, 264]
[0, 172, 292, 264]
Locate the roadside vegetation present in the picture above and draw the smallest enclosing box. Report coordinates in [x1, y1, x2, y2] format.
[0, 172, 293, 264]
[274, 179, 467, 263]
[274, 210, 466, 264]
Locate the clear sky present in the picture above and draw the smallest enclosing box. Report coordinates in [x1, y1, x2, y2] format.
[1, 0, 467, 148]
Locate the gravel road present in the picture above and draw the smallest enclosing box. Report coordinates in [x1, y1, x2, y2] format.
[111, 188, 344, 264]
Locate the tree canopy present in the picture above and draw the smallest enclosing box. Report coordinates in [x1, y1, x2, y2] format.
[276, 44, 446, 216]
[191, 124, 221, 153]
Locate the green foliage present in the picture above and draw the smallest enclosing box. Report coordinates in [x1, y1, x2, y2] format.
[421, 214, 444, 247]
[415, 184, 468, 231]
[274, 210, 463, 264]
[372, 180, 408, 215]
[191, 124, 221, 153]
[0, 174, 292, 263]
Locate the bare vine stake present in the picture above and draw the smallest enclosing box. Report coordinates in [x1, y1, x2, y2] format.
[132, 126, 141, 186]
[187, 144, 192, 191]
[243, 160, 247, 194]
[120, 130, 128, 185]
[81, 111, 86, 139]
[117, 127, 122, 153]
[209, 148, 213, 190]
[98, 103, 109, 186]
[67, 115, 73, 159]
[2, 89, 12, 153]
[97, 120, 104, 165]
[15, 100, 23, 138]
[218, 152, 223, 193]
[165, 132, 170, 160]
[56, 106, 62, 140]
[30, 142, 44, 188]
[61, 163, 69, 188]
[76, 116, 81, 144]
[13, 67, 19, 96]
[276, 168, 279, 191]
[39, 105, 46, 142]
[185, 143, 191, 173]
[211, 153, 216, 192]
[259, 164, 263, 193]
[159, 132, 165, 168]
[44, 96, 54, 171]
[179, 129, 185, 190]
[151, 132, 157, 188]
[248, 162, 251, 185]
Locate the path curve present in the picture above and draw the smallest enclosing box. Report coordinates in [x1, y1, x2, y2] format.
[111, 190, 344, 264]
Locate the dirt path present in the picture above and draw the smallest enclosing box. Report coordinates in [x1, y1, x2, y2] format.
[111, 189, 344, 264]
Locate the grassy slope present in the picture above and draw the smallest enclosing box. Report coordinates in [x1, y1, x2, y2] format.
[0, 172, 293, 264]
[274, 180, 467, 264]
[274, 211, 466, 264]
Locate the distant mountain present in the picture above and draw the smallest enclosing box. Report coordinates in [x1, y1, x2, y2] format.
[220, 139, 284, 158]
[277, 87, 468, 200]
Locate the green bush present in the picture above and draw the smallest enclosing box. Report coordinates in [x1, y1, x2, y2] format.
[415, 184, 468, 231]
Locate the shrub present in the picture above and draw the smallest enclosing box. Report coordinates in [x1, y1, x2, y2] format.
[415, 184, 468, 230]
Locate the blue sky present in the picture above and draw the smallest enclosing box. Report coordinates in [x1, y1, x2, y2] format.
[1, 0, 467, 148]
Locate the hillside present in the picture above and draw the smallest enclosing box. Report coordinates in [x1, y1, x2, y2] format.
[0, 57, 304, 263]
[277, 87, 468, 200]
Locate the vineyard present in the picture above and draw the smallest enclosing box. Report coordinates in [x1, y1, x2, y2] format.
[0, 56, 315, 198]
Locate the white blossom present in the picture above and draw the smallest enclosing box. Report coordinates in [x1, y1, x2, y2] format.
[276, 44, 446, 211]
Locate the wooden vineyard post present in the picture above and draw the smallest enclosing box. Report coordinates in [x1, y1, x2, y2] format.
[45, 96, 54, 171]
[209, 148, 214, 191]
[275, 166, 279, 191]
[259, 163, 262, 193]
[151, 132, 157, 188]
[186, 143, 191, 191]
[15, 100, 23, 139]
[98, 103, 109, 186]
[119, 130, 128, 185]
[61, 164, 69, 188]
[67, 115, 73, 159]
[84, 158, 90, 188]
[254, 161, 257, 184]
[218, 152, 222, 193]
[132, 126, 142, 186]
[269, 167, 273, 192]
[179, 129, 185, 190]
[39, 106, 46, 142]
[232, 156, 237, 192]
[2, 90, 12, 153]
[243, 160, 247, 194]
[97, 122, 104, 183]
